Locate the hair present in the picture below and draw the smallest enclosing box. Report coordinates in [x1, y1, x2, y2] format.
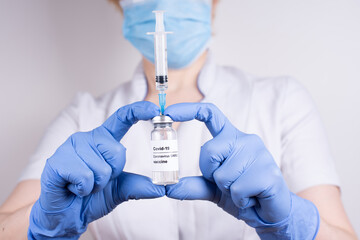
[107, 0, 219, 18]
[108, 0, 122, 12]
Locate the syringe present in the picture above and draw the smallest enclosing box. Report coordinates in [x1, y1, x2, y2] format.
[147, 11, 172, 115]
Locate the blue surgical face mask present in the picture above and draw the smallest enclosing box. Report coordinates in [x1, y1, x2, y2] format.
[121, 0, 212, 69]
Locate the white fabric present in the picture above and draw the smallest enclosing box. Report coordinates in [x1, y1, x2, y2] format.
[19, 53, 340, 240]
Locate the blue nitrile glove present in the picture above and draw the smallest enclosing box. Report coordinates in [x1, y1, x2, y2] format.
[28, 101, 165, 239]
[165, 103, 320, 240]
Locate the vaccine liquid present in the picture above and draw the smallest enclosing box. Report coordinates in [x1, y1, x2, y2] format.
[151, 115, 179, 185]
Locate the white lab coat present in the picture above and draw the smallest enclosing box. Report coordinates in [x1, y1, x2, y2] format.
[20, 53, 339, 239]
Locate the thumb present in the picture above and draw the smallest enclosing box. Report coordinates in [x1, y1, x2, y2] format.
[166, 176, 220, 203]
[115, 172, 166, 203]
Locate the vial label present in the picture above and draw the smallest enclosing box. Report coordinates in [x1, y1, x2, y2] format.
[151, 140, 179, 171]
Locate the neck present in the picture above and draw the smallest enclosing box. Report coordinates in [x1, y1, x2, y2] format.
[143, 51, 208, 95]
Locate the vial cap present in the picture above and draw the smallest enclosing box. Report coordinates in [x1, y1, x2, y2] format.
[152, 115, 173, 124]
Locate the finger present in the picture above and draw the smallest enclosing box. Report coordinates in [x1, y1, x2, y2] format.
[71, 132, 112, 193]
[44, 140, 95, 198]
[93, 127, 126, 179]
[102, 101, 160, 141]
[228, 156, 272, 209]
[166, 176, 220, 203]
[211, 134, 264, 193]
[164, 103, 231, 137]
[165, 103, 237, 182]
[236, 207, 266, 228]
[115, 172, 166, 203]
[230, 175, 277, 224]
[199, 131, 234, 181]
[41, 154, 94, 211]
[230, 187, 258, 210]
[228, 152, 291, 223]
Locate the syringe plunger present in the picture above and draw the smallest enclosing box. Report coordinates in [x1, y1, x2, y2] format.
[147, 11, 172, 92]
[147, 10, 172, 113]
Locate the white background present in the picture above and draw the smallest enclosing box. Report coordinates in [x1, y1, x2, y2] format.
[0, 0, 359, 237]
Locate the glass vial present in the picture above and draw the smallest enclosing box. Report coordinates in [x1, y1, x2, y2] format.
[151, 115, 179, 185]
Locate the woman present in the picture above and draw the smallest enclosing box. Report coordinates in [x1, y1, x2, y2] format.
[0, 0, 357, 239]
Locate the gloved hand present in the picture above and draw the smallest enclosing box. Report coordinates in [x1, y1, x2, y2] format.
[165, 103, 319, 240]
[28, 101, 165, 239]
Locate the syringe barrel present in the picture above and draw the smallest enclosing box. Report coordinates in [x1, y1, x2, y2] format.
[154, 33, 168, 91]
[153, 11, 168, 91]
[154, 32, 168, 80]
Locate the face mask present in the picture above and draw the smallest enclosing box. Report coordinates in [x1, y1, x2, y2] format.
[121, 0, 212, 69]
